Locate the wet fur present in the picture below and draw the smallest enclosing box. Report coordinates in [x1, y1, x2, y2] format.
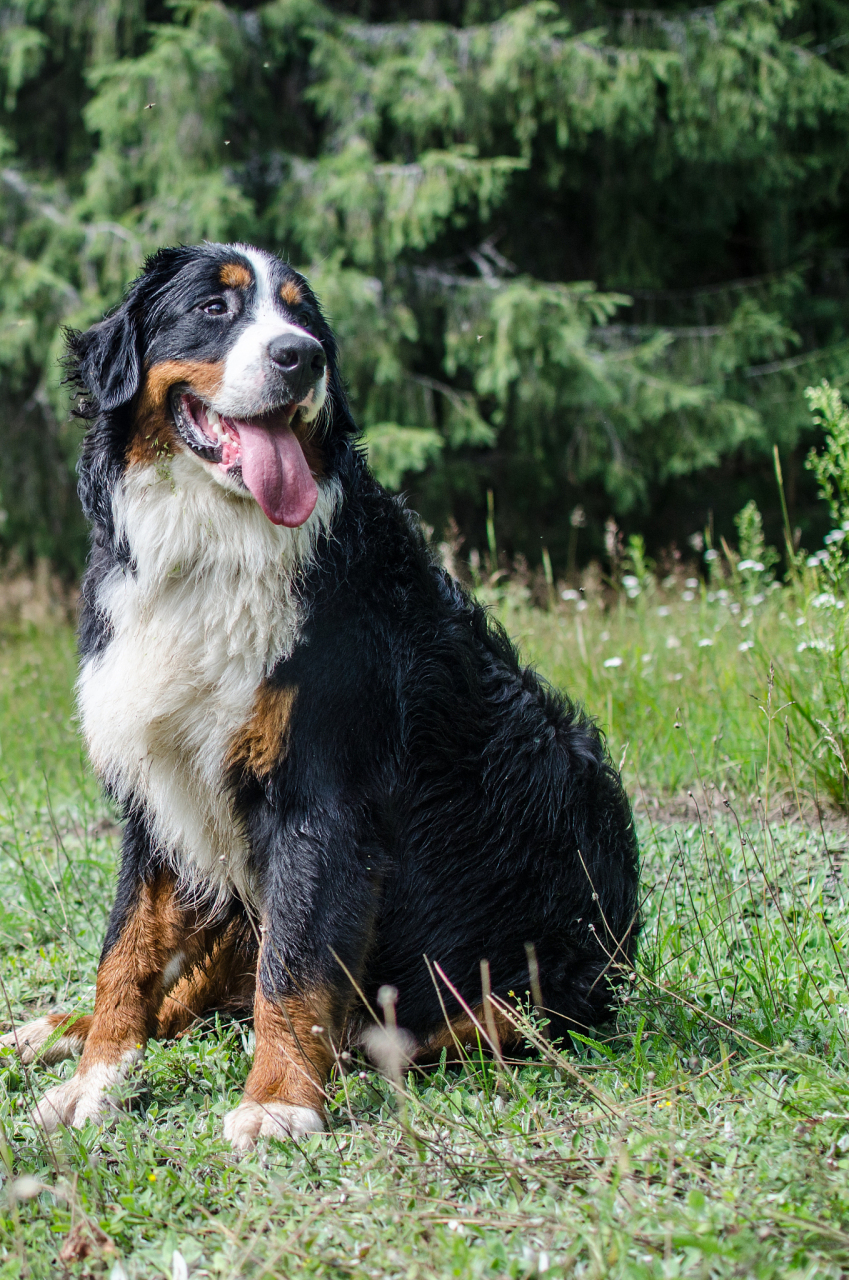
[21, 242, 639, 1139]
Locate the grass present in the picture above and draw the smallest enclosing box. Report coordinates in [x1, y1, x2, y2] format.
[489, 565, 849, 808]
[1, 582, 849, 1279]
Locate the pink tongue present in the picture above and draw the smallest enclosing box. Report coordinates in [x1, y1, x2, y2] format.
[235, 418, 318, 527]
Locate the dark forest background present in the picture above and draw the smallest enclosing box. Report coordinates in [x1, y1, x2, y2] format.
[2, 0, 849, 575]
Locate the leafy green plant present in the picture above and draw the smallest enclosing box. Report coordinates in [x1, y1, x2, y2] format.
[762, 383, 849, 807]
[733, 499, 780, 599]
[806, 381, 849, 528]
[621, 532, 655, 600]
[362, 423, 443, 490]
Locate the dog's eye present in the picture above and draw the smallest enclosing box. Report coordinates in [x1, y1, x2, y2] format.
[200, 298, 228, 316]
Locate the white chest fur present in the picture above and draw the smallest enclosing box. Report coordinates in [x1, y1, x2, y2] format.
[78, 454, 338, 907]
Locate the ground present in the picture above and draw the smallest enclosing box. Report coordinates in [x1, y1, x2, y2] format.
[1, 574, 848, 1279]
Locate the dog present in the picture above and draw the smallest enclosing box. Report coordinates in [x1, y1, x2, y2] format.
[2, 243, 639, 1150]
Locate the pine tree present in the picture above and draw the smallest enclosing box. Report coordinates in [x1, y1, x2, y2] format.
[2, 0, 849, 570]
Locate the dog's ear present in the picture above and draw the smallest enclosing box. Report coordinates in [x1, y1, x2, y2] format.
[319, 331, 359, 440]
[71, 304, 141, 412]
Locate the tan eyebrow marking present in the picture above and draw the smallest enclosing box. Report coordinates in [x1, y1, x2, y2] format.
[220, 262, 252, 289]
[280, 281, 303, 307]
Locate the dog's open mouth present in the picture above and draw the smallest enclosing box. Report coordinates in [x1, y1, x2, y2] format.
[171, 392, 318, 527]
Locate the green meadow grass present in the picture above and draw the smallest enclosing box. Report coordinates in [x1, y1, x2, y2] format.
[491, 569, 848, 808]
[1, 591, 848, 1279]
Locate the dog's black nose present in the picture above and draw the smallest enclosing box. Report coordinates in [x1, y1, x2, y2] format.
[268, 333, 326, 384]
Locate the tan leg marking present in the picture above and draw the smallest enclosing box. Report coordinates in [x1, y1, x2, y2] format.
[223, 976, 336, 1151]
[0, 1013, 92, 1065]
[7, 920, 255, 1075]
[418, 1004, 519, 1061]
[34, 872, 208, 1131]
[157, 918, 256, 1039]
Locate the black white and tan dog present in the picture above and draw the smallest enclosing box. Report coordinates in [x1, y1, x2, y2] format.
[2, 243, 639, 1150]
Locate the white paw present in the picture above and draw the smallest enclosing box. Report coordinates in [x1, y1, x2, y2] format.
[32, 1054, 139, 1132]
[223, 1101, 324, 1152]
[0, 1015, 85, 1066]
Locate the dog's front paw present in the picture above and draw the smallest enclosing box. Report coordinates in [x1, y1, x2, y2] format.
[1, 1014, 86, 1066]
[32, 1058, 137, 1132]
[223, 1101, 324, 1152]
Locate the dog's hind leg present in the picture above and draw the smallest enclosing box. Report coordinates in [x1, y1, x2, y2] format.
[2, 918, 256, 1068]
[415, 1004, 522, 1064]
[156, 916, 257, 1039]
[0, 1013, 93, 1066]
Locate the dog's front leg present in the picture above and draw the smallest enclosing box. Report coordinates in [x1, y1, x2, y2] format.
[223, 816, 378, 1151]
[34, 861, 205, 1132]
[222, 956, 334, 1151]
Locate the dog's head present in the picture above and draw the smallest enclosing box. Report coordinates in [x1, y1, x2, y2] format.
[70, 244, 356, 529]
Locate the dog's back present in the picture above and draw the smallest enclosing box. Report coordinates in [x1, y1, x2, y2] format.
[239, 456, 639, 1042]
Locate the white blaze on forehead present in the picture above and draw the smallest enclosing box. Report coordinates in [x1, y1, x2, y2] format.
[217, 245, 327, 420]
[234, 244, 275, 305]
